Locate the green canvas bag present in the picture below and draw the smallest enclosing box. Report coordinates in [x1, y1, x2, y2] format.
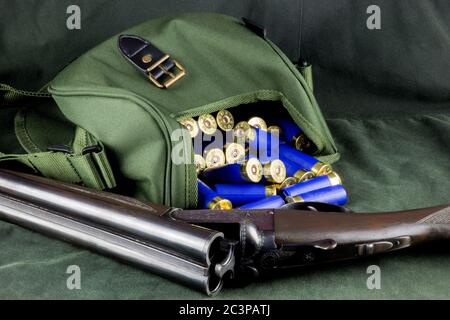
[2, 13, 339, 209]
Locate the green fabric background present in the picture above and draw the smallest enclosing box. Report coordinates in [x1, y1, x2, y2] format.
[1, 0, 450, 299]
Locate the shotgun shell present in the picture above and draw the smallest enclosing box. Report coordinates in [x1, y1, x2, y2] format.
[204, 148, 226, 168]
[202, 158, 263, 184]
[285, 185, 348, 206]
[234, 121, 256, 142]
[293, 133, 313, 152]
[283, 158, 315, 181]
[248, 117, 268, 130]
[282, 172, 342, 197]
[262, 160, 287, 183]
[198, 179, 232, 210]
[273, 177, 299, 190]
[194, 154, 206, 174]
[267, 125, 282, 137]
[294, 170, 315, 182]
[240, 158, 263, 183]
[274, 119, 301, 141]
[225, 142, 246, 164]
[279, 143, 332, 176]
[179, 118, 199, 138]
[274, 118, 313, 151]
[216, 109, 235, 131]
[198, 114, 217, 135]
[214, 184, 277, 206]
[247, 127, 281, 161]
[309, 161, 332, 176]
[238, 195, 285, 209]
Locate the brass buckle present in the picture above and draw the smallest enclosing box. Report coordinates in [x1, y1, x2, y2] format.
[147, 54, 186, 89]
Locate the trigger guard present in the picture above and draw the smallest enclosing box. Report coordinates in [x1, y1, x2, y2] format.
[280, 201, 353, 213]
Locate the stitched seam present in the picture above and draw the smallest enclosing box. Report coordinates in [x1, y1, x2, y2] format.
[14, 110, 42, 153]
[0, 84, 51, 98]
[65, 156, 83, 183]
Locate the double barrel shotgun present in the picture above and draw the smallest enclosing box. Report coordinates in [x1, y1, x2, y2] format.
[0, 169, 449, 295]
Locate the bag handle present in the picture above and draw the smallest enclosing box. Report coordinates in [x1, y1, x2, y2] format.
[0, 83, 116, 190]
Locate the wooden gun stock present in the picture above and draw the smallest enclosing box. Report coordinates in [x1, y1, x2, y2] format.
[267, 205, 450, 268]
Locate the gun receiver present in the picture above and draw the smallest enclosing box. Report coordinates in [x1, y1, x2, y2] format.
[172, 203, 450, 277]
[0, 169, 449, 294]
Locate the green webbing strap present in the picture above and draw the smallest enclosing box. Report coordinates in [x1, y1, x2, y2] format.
[0, 83, 116, 190]
[0, 127, 116, 190]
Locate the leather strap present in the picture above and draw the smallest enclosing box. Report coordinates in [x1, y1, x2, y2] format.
[242, 17, 266, 39]
[118, 34, 174, 78]
[118, 35, 185, 88]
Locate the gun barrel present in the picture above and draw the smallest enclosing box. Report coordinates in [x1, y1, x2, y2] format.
[0, 170, 231, 295]
[0, 170, 216, 266]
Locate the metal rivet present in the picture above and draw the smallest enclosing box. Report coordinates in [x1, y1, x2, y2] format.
[142, 54, 152, 63]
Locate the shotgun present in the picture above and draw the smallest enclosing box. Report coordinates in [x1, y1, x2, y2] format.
[0, 169, 449, 295]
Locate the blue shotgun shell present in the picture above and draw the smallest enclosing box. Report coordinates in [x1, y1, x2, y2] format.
[197, 179, 232, 210]
[201, 158, 263, 184]
[239, 195, 285, 209]
[214, 184, 277, 206]
[273, 119, 302, 143]
[262, 160, 287, 183]
[282, 172, 342, 197]
[283, 158, 315, 181]
[273, 118, 314, 152]
[279, 143, 332, 176]
[286, 185, 348, 206]
[247, 128, 281, 161]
